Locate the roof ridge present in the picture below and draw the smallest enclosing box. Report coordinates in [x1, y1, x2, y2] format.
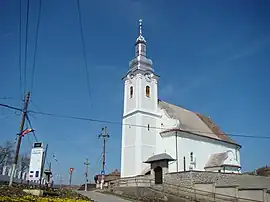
[158, 99, 238, 145]
[158, 99, 195, 114]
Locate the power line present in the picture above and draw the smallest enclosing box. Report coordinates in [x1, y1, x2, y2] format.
[0, 97, 14, 100]
[76, 0, 92, 110]
[30, 100, 42, 112]
[23, 0, 30, 94]
[25, 114, 38, 142]
[2, 103, 269, 140]
[0, 103, 38, 142]
[26, 120, 33, 148]
[28, 109, 270, 140]
[0, 103, 22, 111]
[18, 0, 23, 98]
[30, 0, 42, 94]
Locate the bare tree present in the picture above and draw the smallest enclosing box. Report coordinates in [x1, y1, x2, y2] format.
[19, 153, 30, 173]
[0, 141, 14, 169]
[12, 153, 31, 182]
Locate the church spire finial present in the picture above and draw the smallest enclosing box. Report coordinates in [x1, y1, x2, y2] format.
[139, 19, 143, 36]
[136, 19, 146, 45]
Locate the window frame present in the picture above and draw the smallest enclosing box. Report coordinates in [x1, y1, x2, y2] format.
[130, 86, 134, 98]
[146, 86, 150, 97]
[190, 152, 194, 162]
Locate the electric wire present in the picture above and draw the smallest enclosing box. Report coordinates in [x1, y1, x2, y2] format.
[30, 100, 42, 112]
[18, 0, 23, 98]
[26, 120, 33, 148]
[28, 109, 270, 140]
[76, 0, 93, 110]
[30, 0, 42, 94]
[1, 103, 270, 140]
[25, 113, 38, 142]
[23, 0, 30, 94]
[0, 97, 14, 100]
[0, 103, 22, 111]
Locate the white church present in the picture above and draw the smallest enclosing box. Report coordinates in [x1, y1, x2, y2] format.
[120, 20, 241, 178]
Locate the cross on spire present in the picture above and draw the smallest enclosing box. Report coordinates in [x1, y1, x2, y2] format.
[139, 19, 143, 36]
[136, 19, 146, 45]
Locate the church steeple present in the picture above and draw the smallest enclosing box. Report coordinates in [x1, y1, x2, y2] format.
[135, 19, 147, 57]
[121, 21, 159, 179]
[127, 19, 153, 73]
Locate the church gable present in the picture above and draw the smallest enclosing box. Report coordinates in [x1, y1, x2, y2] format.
[204, 151, 240, 169]
[158, 100, 238, 146]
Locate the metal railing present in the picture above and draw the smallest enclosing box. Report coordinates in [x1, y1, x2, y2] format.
[109, 178, 263, 202]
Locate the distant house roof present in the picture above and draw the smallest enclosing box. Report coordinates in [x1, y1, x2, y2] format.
[158, 100, 239, 146]
[144, 153, 175, 163]
[96, 170, 120, 183]
[204, 151, 241, 169]
[256, 166, 270, 177]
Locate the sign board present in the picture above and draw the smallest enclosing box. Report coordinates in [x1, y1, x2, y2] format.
[69, 168, 74, 173]
[34, 142, 42, 148]
[28, 146, 44, 181]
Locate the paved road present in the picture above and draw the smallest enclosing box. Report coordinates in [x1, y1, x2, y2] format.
[78, 190, 132, 202]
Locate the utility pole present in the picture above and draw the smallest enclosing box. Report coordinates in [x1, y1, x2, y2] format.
[69, 168, 74, 187]
[98, 127, 109, 189]
[99, 127, 110, 174]
[175, 131, 178, 173]
[59, 176, 63, 189]
[40, 144, 48, 186]
[84, 158, 89, 191]
[9, 92, 30, 186]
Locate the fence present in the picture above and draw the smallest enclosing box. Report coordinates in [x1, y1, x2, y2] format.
[109, 178, 265, 202]
[1, 166, 28, 181]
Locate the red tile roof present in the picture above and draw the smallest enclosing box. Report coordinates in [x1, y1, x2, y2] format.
[196, 113, 236, 144]
[158, 100, 239, 146]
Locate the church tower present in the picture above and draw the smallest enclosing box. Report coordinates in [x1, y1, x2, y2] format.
[121, 19, 160, 177]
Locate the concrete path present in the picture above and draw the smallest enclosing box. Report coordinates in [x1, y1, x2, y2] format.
[78, 190, 132, 202]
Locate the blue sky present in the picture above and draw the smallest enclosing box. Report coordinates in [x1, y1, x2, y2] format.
[1, 0, 270, 185]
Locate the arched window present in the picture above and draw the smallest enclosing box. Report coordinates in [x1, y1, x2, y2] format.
[130, 86, 133, 98]
[190, 152, 193, 162]
[146, 86, 150, 97]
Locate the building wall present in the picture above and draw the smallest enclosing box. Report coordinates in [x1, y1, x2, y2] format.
[121, 72, 159, 178]
[138, 74, 158, 113]
[165, 171, 270, 190]
[123, 79, 136, 116]
[28, 147, 44, 181]
[155, 108, 179, 155]
[121, 115, 137, 177]
[161, 131, 241, 173]
[123, 73, 158, 117]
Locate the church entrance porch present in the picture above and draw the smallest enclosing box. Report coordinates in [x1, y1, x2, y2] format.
[144, 153, 175, 185]
[154, 166, 163, 184]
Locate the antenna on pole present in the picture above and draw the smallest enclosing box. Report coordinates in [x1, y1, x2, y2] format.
[98, 127, 110, 189]
[84, 158, 89, 191]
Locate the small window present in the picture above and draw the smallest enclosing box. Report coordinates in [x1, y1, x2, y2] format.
[147, 124, 150, 131]
[35, 171, 39, 178]
[146, 86, 150, 97]
[141, 44, 146, 53]
[190, 152, 193, 162]
[130, 86, 133, 98]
